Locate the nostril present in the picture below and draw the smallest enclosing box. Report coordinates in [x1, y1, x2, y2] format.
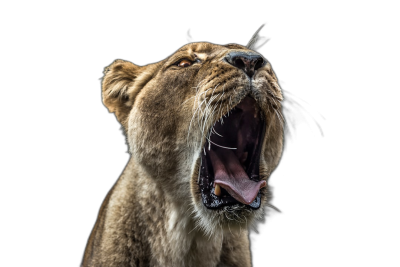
[254, 58, 264, 71]
[234, 58, 245, 69]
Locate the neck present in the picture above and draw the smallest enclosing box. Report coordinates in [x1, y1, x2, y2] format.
[109, 159, 224, 266]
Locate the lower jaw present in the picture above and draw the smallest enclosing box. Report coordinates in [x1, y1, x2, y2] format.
[198, 143, 265, 210]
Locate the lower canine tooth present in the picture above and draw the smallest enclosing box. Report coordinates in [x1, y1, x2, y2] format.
[214, 184, 221, 196]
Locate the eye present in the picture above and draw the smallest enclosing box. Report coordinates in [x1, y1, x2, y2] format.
[178, 59, 192, 68]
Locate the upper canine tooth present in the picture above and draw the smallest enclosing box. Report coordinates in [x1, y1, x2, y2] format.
[214, 184, 221, 196]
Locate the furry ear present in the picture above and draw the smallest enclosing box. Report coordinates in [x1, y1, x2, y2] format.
[102, 59, 140, 128]
[102, 60, 159, 128]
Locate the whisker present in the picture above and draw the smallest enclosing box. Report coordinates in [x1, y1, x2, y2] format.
[283, 90, 324, 136]
[253, 37, 270, 51]
[274, 110, 284, 129]
[282, 101, 296, 135]
[275, 109, 292, 138]
[265, 203, 281, 212]
[212, 127, 223, 137]
[247, 24, 265, 49]
[197, 86, 216, 130]
[187, 97, 208, 143]
[200, 86, 220, 140]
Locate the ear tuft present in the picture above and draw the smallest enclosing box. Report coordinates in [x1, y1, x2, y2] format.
[102, 59, 139, 127]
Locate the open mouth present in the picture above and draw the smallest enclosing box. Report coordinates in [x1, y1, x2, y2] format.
[199, 96, 266, 209]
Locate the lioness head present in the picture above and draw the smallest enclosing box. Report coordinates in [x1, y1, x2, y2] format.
[102, 42, 284, 236]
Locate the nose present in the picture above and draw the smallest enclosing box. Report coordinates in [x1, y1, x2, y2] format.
[225, 51, 265, 78]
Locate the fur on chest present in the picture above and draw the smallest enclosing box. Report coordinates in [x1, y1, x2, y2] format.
[103, 170, 224, 267]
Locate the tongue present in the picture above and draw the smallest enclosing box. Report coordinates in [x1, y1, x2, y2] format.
[208, 148, 266, 205]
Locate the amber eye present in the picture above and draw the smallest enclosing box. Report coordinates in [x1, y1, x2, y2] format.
[178, 59, 192, 68]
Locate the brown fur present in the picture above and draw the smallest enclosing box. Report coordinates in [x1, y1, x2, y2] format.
[82, 42, 284, 267]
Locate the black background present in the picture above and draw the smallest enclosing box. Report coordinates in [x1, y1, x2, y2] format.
[10, 3, 376, 266]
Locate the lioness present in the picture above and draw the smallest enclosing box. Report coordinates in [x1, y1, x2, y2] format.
[82, 37, 284, 267]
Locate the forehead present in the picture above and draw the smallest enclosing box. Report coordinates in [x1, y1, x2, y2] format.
[177, 42, 249, 55]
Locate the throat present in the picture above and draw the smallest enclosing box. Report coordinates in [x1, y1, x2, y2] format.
[166, 208, 224, 266]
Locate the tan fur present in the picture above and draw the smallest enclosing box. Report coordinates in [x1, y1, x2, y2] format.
[82, 42, 284, 267]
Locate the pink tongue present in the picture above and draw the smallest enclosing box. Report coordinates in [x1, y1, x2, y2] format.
[208, 148, 266, 205]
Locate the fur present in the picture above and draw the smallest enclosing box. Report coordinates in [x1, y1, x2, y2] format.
[82, 42, 284, 267]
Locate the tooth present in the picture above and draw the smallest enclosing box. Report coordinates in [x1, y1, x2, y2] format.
[214, 184, 221, 196]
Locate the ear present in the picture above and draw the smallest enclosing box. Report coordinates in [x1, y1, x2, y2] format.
[102, 59, 159, 129]
[102, 59, 140, 128]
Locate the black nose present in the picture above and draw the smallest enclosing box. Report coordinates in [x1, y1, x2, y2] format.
[225, 51, 265, 78]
